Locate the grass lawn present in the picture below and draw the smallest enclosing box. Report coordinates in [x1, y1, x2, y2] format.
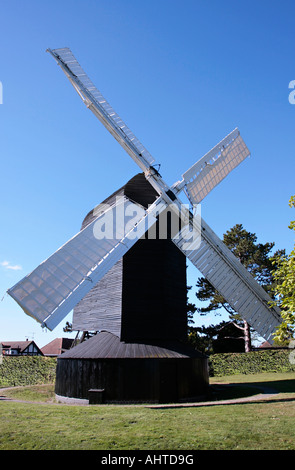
[1, 372, 295, 450]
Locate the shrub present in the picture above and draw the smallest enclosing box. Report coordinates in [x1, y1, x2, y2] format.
[210, 349, 295, 377]
[0, 356, 56, 387]
[1, 351, 295, 386]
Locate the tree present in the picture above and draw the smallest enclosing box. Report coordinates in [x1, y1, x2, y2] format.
[188, 324, 220, 355]
[211, 321, 246, 353]
[195, 224, 283, 352]
[188, 320, 248, 354]
[271, 196, 295, 344]
[186, 285, 197, 325]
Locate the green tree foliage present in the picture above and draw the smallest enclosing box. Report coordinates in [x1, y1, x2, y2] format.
[271, 196, 295, 343]
[186, 285, 197, 325]
[188, 321, 245, 355]
[188, 324, 219, 354]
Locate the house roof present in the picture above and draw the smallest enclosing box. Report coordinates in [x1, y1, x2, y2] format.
[258, 341, 288, 350]
[1, 340, 43, 355]
[41, 337, 74, 356]
[1, 341, 34, 352]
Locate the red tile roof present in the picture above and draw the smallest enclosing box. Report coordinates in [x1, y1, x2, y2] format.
[41, 338, 74, 356]
[2, 341, 32, 352]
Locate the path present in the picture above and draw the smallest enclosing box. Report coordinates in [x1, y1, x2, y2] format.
[0, 383, 282, 407]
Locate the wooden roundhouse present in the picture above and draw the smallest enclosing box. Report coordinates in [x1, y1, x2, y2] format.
[55, 173, 209, 403]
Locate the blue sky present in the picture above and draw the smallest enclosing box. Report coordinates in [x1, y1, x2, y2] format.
[0, 0, 294, 348]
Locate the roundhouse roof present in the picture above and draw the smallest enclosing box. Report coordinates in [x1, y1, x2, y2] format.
[58, 331, 205, 359]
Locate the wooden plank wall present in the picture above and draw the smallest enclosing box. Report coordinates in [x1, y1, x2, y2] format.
[55, 355, 209, 403]
[121, 239, 187, 342]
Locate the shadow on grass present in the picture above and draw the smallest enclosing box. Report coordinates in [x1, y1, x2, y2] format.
[252, 378, 295, 394]
[210, 376, 295, 398]
[148, 378, 295, 409]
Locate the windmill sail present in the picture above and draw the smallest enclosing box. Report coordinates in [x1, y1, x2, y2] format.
[8, 196, 166, 330]
[47, 47, 155, 173]
[182, 129, 250, 204]
[173, 218, 282, 343]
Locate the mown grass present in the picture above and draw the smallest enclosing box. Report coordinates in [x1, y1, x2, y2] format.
[1, 372, 295, 450]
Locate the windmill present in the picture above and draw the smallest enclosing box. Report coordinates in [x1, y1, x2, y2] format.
[7, 48, 282, 403]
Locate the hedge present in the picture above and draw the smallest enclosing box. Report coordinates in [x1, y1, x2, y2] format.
[209, 349, 295, 377]
[0, 356, 56, 387]
[1, 350, 295, 387]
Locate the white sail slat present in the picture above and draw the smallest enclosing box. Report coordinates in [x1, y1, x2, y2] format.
[183, 129, 250, 204]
